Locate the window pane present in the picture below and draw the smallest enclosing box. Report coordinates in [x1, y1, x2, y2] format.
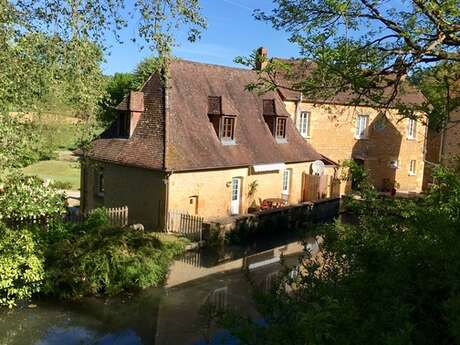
[408, 119, 416, 138]
[282, 170, 290, 193]
[356, 115, 368, 138]
[222, 117, 234, 140]
[276, 118, 286, 138]
[300, 112, 310, 136]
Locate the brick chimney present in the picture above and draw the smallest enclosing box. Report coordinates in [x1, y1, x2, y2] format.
[255, 47, 268, 70]
[128, 91, 144, 136]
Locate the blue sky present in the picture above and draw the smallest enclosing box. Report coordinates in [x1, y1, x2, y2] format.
[102, 0, 299, 75]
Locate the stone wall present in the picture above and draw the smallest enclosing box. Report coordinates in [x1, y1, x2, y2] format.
[284, 101, 427, 193]
[442, 109, 460, 169]
[167, 162, 315, 220]
[81, 160, 166, 230]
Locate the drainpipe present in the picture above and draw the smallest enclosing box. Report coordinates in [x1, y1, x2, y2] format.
[294, 93, 303, 130]
[164, 171, 173, 232]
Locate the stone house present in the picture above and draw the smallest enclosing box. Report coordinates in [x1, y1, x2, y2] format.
[80, 59, 332, 230]
[440, 107, 460, 169]
[260, 48, 428, 193]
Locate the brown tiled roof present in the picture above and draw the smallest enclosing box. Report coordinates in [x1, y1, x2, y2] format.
[87, 73, 166, 170]
[274, 59, 426, 106]
[86, 59, 323, 171]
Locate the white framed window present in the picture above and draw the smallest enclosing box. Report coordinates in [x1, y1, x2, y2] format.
[282, 169, 291, 197]
[299, 111, 311, 138]
[355, 115, 369, 139]
[407, 118, 416, 139]
[409, 160, 416, 176]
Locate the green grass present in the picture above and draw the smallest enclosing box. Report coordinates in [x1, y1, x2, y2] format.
[23, 160, 80, 190]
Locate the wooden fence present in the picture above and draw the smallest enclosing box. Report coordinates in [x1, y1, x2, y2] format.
[167, 209, 204, 241]
[64, 206, 128, 227]
[302, 174, 341, 202]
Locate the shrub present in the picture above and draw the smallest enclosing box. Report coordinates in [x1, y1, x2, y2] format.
[51, 180, 73, 190]
[0, 172, 65, 226]
[0, 223, 44, 308]
[44, 211, 185, 298]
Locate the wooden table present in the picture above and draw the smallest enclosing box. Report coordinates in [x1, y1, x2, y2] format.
[260, 198, 288, 210]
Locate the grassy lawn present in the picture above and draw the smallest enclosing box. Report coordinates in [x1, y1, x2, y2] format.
[23, 160, 80, 190]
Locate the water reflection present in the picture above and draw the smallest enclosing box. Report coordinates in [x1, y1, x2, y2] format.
[0, 233, 319, 345]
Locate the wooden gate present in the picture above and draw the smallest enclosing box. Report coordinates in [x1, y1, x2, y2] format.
[302, 174, 340, 201]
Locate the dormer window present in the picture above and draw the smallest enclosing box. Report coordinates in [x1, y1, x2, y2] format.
[208, 96, 236, 145]
[263, 99, 287, 143]
[118, 112, 130, 138]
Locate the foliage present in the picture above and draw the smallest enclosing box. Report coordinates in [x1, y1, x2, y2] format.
[340, 159, 376, 198]
[0, 223, 45, 308]
[0, 172, 65, 225]
[131, 56, 163, 89]
[243, 0, 459, 127]
[2, 0, 206, 172]
[100, 57, 162, 123]
[220, 167, 460, 344]
[100, 73, 136, 123]
[43, 210, 186, 298]
[0, 114, 55, 171]
[411, 62, 460, 130]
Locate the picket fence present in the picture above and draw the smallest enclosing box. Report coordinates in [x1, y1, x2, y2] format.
[167, 209, 204, 241]
[64, 206, 129, 227]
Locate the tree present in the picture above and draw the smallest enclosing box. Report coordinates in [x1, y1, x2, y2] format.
[100, 72, 135, 123]
[0, 0, 206, 172]
[132, 56, 163, 89]
[411, 62, 460, 130]
[99, 57, 162, 123]
[243, 0, 460, 125]
[217, 167, 460, 345]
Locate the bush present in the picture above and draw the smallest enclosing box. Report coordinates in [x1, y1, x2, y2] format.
[0, 172, 65, 226]
[44, 211, 185, 298]
[0, 223, 44, 308]
[220, 167, 460, 345]
[51, 180, 73, 190]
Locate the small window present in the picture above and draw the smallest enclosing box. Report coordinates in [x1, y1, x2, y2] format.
[96, 168, 104, 196]
[118, 112, 130, 138]
[409, 160, 416, 175]
[407, 118, 416, 139]
[299, 111, 311, 137]
[221, 116, 235, 142]
[282, 169, 291, 198]
[355, 115, 369, 139]
[276, 118, 287, 139]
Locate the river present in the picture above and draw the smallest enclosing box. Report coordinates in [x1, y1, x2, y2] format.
[0, 233, 320, 345]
